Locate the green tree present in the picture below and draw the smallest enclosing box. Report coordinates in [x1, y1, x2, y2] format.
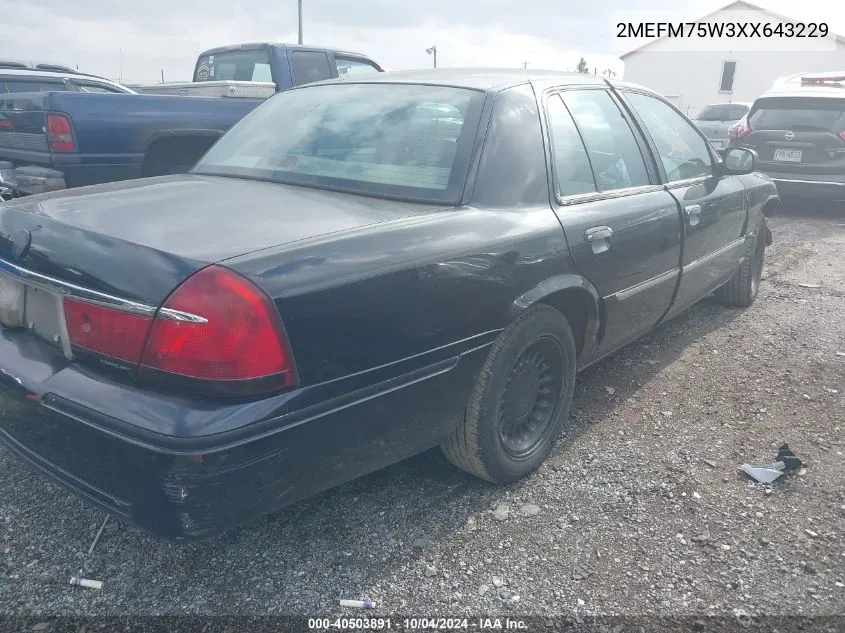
[575, 57, 589, 74]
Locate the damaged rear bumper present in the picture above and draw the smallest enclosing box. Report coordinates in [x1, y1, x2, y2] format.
[0, 328, 483, 540]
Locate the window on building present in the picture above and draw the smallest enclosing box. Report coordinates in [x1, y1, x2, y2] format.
[720, 61, 737, 93]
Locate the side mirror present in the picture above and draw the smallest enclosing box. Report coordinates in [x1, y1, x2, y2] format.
[720, 147, 757, 175]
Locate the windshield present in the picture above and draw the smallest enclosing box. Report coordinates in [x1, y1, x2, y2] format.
[193, 83, 485, 203]
[194, 49, 272, 82]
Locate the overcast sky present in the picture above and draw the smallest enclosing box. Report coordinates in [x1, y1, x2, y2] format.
[1, 0, 843, 84]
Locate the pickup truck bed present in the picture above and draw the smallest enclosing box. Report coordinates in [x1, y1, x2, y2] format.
[0, 42, 384, 196]
[0, 91, 260, 194]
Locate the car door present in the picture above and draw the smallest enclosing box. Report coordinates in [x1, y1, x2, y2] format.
[619, 90, 748, 320]
[544, 88, 683, 357]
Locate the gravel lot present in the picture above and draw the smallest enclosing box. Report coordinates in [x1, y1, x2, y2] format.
[1, 207, 843, 621]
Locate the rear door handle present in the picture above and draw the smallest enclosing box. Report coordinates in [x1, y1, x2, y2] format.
[684, 204, 702, 227]
[585, 226, 613, 254]
[585, 226, 613, 241]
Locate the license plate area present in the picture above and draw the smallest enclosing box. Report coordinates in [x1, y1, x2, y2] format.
[773, 148, 802, 162]
[0, 270, 72, 358]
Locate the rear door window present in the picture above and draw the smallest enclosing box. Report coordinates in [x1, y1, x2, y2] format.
[749, 97, 845, 132]
[545, 94, 596, 196]
[560, 89, 651, 191]
[290, 51, 333, 86]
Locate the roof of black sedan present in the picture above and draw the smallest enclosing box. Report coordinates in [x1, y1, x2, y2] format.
[339, 68, 613, 91]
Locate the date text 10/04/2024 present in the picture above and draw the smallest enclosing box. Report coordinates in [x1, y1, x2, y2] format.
[308, 618, 529, 630]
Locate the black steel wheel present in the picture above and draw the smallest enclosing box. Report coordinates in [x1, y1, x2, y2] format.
[441, 304, 576, 483]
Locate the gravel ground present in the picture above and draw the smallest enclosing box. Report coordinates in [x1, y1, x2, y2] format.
[0, 207, 843, 620]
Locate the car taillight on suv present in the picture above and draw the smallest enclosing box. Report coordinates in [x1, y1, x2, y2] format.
[729, 117, 751, 141]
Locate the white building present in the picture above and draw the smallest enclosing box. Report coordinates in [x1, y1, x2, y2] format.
[621, 0, 845, 118]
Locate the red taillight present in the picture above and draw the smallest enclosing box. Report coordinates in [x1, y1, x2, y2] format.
[63, 298, 153, 363]
[47, 113, 75, 152]
[0, 119, 12, 129]
[838, 130, 845, 141]
[140, 266, 296, 388]
[729, 118, 750, 141]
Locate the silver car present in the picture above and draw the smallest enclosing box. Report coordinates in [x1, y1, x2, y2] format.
[693, 102, 752, 150]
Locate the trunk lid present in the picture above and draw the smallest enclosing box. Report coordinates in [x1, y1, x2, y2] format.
[0, 173, 436, 305]
[742, 96, 845, 174]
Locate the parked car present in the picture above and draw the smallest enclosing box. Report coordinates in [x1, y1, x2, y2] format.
[692, 102, 751, 149]
[0, 63, 134, 95]
[730, 71, 845, 202]
[0, 43, 383, 196]
[0, 70, 777, 540]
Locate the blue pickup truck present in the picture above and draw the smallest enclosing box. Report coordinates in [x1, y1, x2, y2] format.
[0, 43, 383, 197]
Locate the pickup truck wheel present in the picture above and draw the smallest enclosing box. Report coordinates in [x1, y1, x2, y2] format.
[441, 305, 576, 484]
[716, 222, 766, 307]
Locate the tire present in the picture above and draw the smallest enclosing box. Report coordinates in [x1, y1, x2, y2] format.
[716, 220, 767, 307]
[441, 304, 577, 484]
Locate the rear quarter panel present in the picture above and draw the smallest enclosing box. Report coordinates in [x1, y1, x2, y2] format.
[225, 206, 579, 386]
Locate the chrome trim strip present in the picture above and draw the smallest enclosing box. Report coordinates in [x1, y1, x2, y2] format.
[0, 258, 206, 324]
[682, 238, 745, 275]
[158, 308, 209, 324]
[610, 268, 679, 302]
[0, 258, 156, 316]
[664, 175, 710, 189]
[556, 184, 665, 206]
[771, 178, 845, 187]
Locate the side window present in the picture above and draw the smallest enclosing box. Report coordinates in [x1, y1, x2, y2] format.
[546, 94, 595, 197]
[625, 92, 713, 182]
[335, 58, 380, 79]
[560, 89, 651, 192]
[473, 84, 549, 207]
[290, 51, 332, 86]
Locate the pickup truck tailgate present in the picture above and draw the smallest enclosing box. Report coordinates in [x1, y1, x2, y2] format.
[0, 93, 51, 155]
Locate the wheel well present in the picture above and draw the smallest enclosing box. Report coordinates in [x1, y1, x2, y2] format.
[762, 197, 780, 217]
[537, 288, 595, 357]
[141, 135, 220, 177]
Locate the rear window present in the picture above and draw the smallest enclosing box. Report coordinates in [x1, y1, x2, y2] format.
[750, 97, 845, 132]
[194, 50, 272, 82]
[696, 105, 725, 121]
[697, 104, 748, 121]
[193, 83, 485, 203]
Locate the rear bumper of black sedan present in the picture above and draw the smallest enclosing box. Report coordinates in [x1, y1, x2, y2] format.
[0, 330, 487, 540]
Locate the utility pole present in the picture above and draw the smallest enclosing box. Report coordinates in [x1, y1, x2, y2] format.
[298, 0, 303, 44]
[119, 48, 123, 84]
[522, 60, 529, 69]
[161, 69, 165, 83]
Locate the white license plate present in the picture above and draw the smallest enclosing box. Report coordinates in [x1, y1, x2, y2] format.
[773, 148, 802, 162]
[710, 139, 727, 149]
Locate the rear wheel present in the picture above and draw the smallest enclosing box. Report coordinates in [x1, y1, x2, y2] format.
[441, 305, 576, 483]
[716, 221, 766, 307]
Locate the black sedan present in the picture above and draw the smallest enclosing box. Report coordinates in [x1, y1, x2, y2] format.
[0, 69, 777, 539]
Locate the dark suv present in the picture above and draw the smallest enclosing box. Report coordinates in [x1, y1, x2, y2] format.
[730, 71, 845, 203]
